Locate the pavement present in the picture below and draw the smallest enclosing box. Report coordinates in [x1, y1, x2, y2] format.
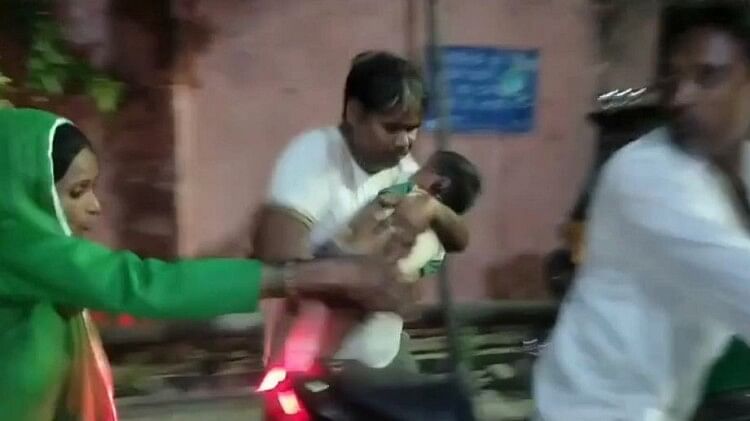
[118, 394, 262, 420]
[117, 392, 531, 420]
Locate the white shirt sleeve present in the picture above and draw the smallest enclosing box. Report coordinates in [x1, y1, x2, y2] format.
[267, 131, 332, 224]
[604, 158, 750, 338]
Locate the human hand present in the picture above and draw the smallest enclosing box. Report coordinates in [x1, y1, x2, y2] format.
[376, 191, 404, 208]
[289, 257, 405, 312]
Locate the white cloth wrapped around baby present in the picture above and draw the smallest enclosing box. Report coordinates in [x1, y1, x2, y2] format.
[326, 189, 445, 368]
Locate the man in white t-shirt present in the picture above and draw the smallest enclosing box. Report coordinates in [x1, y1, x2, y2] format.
[253, 51, 469, 371]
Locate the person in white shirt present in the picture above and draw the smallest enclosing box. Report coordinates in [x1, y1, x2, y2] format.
[253, 51, 469, 371]
[533, 2, 750, 420]
[285, 151, 481, 370]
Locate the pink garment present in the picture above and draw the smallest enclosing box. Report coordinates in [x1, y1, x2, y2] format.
[263, 298, 359, 370]
[66, 311, 117, 421]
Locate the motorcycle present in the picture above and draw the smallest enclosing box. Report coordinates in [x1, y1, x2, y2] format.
[256, 302, 475, 421]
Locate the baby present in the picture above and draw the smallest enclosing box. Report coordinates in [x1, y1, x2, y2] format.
[279, 151, 482, 371]
[325, 150, 481, 280]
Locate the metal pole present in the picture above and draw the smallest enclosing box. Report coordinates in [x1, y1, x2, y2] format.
[425, 0, 464, 376]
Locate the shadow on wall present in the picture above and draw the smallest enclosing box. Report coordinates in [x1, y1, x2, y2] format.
[485, 253, 552, 300]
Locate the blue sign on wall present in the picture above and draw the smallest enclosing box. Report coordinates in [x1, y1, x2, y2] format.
[425, 46, 539, 134]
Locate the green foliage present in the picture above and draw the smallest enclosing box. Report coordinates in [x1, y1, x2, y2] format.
[25, 20, 123, 113]
[85, 76, 124, 114]
[0, 1, 123, 113]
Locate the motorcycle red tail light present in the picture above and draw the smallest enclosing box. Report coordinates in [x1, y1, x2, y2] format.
[257, 367, 287, 392]
[277, 390, 303, 416]
[257, 366, 311, 421]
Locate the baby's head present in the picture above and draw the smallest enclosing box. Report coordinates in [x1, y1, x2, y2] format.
[412, 150, 481, 214]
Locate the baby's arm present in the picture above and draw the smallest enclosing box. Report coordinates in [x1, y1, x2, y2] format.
[392, 191, 469, 252]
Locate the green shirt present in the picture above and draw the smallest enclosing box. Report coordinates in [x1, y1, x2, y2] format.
[703, 338, 750, 397]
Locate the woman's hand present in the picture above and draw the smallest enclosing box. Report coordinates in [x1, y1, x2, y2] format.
[287, 257, 406, 312]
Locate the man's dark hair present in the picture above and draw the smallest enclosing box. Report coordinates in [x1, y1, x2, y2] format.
[343, 51, 427, 118]
[52, 123, 92, 182]
[659, 1, 750, 77]
[429, 150, 482, 214]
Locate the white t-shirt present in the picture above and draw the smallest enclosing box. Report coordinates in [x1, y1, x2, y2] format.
[265, 126, 419, 368]
[534, 128, 750, 421]
[268, 127, 419, 247]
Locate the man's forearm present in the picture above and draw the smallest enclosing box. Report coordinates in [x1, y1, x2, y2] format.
[431, 204, 469, 252]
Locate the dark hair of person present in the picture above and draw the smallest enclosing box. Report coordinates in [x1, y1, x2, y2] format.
[429, 150, 482, 214]
[52, 123, 92, 182]
[658, 2, 750, 150]
[343, 50, 427, 118]
[658, 1, 750, 78]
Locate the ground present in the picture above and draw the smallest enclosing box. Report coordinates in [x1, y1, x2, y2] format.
[117, 391, 531, 420]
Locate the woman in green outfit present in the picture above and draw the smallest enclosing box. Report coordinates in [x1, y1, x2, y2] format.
[0, 108, 402, 421]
